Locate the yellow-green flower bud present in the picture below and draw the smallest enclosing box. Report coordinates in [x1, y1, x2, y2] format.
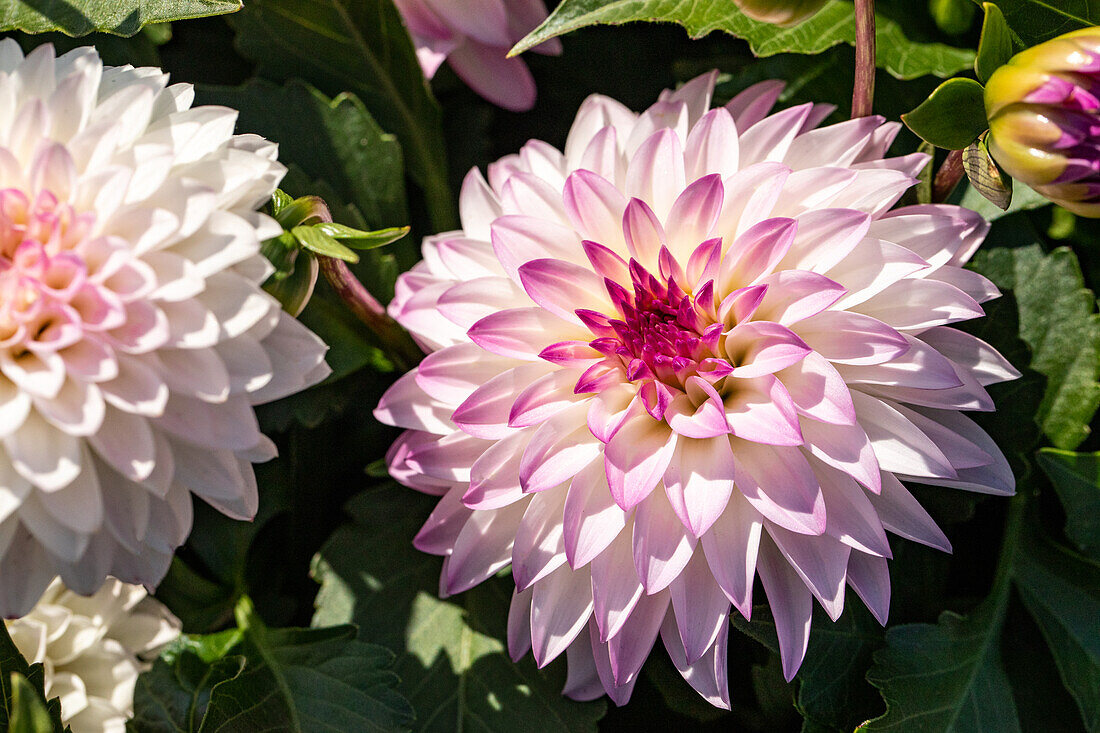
[734, 0, 828, 27]
[985, 27, 1100, 216]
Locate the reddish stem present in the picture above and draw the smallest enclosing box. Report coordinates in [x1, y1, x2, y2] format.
[851, 0, 876, 118]
[318, 256, 422, 371]
[933, 149, 965, 203]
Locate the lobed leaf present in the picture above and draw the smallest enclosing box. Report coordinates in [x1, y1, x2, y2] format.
[513, 0, 974, 80]
[0, 0, 239, 36]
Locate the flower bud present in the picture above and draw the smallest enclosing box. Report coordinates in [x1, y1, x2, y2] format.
[985, 27, 1100, 215]
[734, 0, 827, 26]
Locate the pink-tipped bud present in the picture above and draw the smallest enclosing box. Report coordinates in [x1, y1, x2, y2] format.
[734, 0, 828, 26]
[985, 27, 1100, 216]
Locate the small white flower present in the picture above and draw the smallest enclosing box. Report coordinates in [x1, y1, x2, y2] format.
[6, 577, 181, 733]
[0, 42, 330, 616]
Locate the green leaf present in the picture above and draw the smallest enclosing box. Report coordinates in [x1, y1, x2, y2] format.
[197, 600, 413, 733]
[227, 0, 455, 231]
[861, 593, 1019, 732]
[130, 635, 247, 733]
[513, 0, 974, 80]
[9, 675, 55, 733]
[312, 485, 606, 733]
[991, 0, 1100, 47]
[0, 625, 64, 733]
[292, 226, 359, 263]
[1014, 532, 1100, 731]
[968, 243, 1100, 449]
[929, 0, 977, 35]
[314, 223, 410, 249]
[0, 0, 239, 36]
[955, 178, 1047, 220]
[197, 80, 407, 232]
[902, 77, 988, 149]
[974, 3, 1014, 83]
[1037, 449, 1100, 560]
[962, 133, 1012, 210]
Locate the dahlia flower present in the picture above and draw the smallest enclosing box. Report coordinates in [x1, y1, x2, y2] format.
[0, 42, 330, 618]
[6, 577, 180, 732]
[376, 72, 1018, 706]
[985, 27, 1100, 216]
[394, 0, 561, 111]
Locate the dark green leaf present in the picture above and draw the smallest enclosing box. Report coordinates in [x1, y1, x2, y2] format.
[513, 0, 974, 80]
[968, 244, 1100, 448]
[991, 0, 1100, 47]
[902, 77, 988, 150]
[197, 600, 413, 733]
[0, 625, 64, 733]
[8, 675, 54, 733]
[1037, 449, 1100, 560]
[861, 593, 1018, 732]
[197, 80, 407, 232]
[974, 3, 1014, 83]
[1014, 531, 1100, 732]
[292, 226, 359, 263]
[312, 485, 606, 733]
[130, 635, 246, 733]
[227, 0, 455, 231]
[0, 0, 239, 36]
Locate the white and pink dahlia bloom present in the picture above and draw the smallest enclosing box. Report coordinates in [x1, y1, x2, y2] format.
[0, 42, 330, 618]
[6, 577, 181, 733]
[395, 0, 561, 111]
[375, 73, 1019, 707]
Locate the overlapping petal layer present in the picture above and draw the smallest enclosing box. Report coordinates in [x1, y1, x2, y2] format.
[0, 43, 330, 617]
[377, 72, 1018, 706]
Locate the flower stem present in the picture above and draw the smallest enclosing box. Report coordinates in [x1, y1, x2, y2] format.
[319, 256, 422, 371]
[851, 0, 876, 118]
[933, 148, 965, 203]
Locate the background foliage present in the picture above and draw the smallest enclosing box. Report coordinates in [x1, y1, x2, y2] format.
[1, 0, 1099, 730]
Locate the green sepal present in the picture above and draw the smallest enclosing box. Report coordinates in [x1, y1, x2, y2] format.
[314, 223, 410, 249]
[269, 189, 294, 218]
[963, 132, 1013, 210]
[291, 226, 359, 263]
[975, 3, 1014, 83]
[929, 0, 976, 36]
[8, 674, 56, 733]
[903, 77, 989, 150]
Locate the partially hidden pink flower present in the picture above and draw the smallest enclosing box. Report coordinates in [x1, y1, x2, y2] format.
[375, 73, 1019, 707]
[394, 0, 561, 111]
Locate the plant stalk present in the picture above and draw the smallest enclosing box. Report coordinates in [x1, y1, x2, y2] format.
[933, 148, 965, 203]
[319, 256, 422, 371]
[852, 0, 876, 118]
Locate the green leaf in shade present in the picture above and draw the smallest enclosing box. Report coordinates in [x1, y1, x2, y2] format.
[0, 0, 239, 36]
[861, 593, 1019, 732]
[8, 674, 55, 733]
[1037, 449, 1100, 560]
[227, 0, 454, 231]
[902, 77, 988, 150]
[968, 243, 1100, 449]
[129, 633, 247, 733]
[974, 3, 1014, 83]
[197, 80, 407, 232]
[1013, 531, 1100, 732]
[991, 0, 1100, 47]
[292, 226, 359, 263]
[0, 625, 64, 733]
[956, 178, 1047, 220]
[196, 599, 413, 733]
[929, 0, 977, 35]
[512, 0, 974, 80]
[312, 484, 606, 733]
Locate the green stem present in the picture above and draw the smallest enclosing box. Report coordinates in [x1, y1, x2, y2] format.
[989, 489, 1028, 599]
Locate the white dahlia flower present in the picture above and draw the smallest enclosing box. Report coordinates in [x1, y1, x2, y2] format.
[376, 72, 1019, 706]
[0, 42, 330, 617]
[6, 577, 180, 733]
